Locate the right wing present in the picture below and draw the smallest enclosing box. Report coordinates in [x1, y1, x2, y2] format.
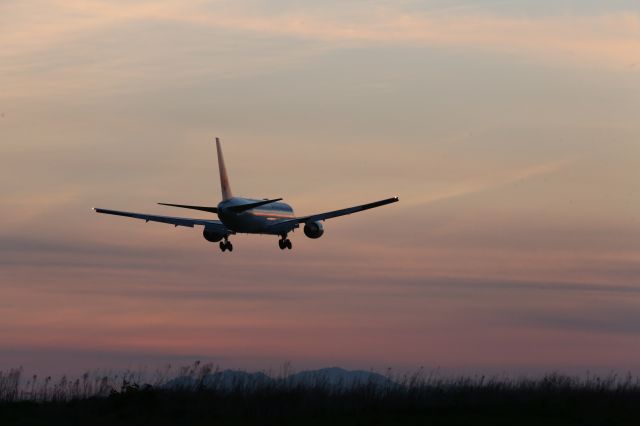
[93, 208, 232, 235]
[267, 196, 399, 234]
[297, 196, 399, 223]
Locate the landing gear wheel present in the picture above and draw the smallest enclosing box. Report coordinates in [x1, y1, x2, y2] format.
[278, 239, 285, 250]
[285, 239, 292, 250]
[220, 238, 233, 253]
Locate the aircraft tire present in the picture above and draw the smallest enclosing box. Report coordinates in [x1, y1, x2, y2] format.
[227, 242, 233, 252]
[285, 239, 292, 250]
[219, 241, 226, 252]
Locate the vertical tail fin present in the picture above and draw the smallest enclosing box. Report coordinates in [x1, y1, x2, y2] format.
[216, 137, 233, 200]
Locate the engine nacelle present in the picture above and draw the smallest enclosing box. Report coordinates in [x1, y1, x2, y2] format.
[202, 227, 224, 243]
[303, 221, 324, 239]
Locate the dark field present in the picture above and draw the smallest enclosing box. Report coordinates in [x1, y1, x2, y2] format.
[1, 365, 639, 425]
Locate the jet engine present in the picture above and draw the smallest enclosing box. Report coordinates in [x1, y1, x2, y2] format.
[202, 227, 224, 242]
[303, 221, 324, 239]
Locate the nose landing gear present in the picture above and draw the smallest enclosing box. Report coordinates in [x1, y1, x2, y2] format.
[219, 237, 233, 252]
[278, 235, 292, 250]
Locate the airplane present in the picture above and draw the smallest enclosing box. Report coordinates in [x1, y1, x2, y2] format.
[94, 138, 399, 252]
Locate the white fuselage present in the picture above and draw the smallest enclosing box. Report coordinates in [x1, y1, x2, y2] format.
[217, 197, 298, 235]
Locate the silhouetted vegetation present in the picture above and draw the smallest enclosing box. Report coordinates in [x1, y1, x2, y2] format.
[1, 362, 639, 425]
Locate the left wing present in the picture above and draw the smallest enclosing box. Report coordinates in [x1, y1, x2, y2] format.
[268, 196, 398, 234]
[158, 203, 218, 214]
[93, 208, 232, 235]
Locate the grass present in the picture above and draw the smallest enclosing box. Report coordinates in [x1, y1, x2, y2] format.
[1, 362, 639, 425]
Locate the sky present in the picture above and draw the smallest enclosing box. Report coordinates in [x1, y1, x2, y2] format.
[1, 0, 639, 377]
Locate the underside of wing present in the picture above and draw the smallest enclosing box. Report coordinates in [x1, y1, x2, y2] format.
[93, 208, 232, 235]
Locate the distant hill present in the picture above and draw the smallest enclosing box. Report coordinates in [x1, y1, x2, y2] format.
[164, 367, 395, 390]
[286, 367, 395, 388]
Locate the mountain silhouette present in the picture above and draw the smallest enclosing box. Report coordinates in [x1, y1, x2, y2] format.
[165, 367, 394, 390]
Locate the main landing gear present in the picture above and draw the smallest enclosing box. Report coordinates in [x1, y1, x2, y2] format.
[219, 237, 233, 252]
[278, 235, 292, 250]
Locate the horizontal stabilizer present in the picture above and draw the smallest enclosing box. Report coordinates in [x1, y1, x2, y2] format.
[158, 203, 218, 214]
[228, 198, 283, 214]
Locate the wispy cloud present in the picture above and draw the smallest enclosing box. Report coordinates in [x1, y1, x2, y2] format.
[2, 1, 638, 69]
[202, 9, 640, 67]
[2, 1, 637, 100]
[401, 158, 573, 207]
